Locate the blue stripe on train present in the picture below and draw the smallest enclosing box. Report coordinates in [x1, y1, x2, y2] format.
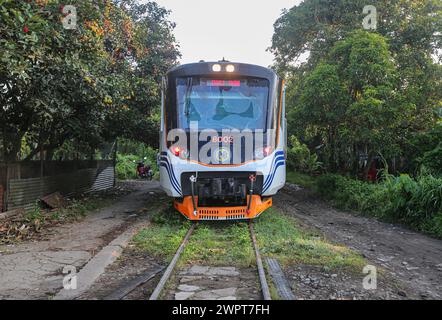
[160, 156, 180, 188]
[159, 156, 182, 195]
[163, 159, 181, 192]
[160, 162, 182, 195]
[264, 151, 284, 180]
[262, 160, 285, 193]
[263, 151, 285, 186]
[159, 160, 179, 189]
[263, 151, 286, 192]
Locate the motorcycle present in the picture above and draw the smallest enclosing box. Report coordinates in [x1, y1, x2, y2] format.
[136, 161, 153, 180]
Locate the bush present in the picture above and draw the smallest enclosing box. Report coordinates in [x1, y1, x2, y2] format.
[384, 174, 442, 228]
[420, 143, 442, 175]
[116, 154, 139, 180]
[407, 126, 442, 174]
[316, 174, 377, 212]
[316, 173, 442, 237]
[286, 171, 317, 189]
[423, 214, 442, 238]
[287, 136, 322, 173]
[116, 146, 159, 180]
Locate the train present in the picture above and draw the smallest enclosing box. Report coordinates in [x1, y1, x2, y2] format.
[159, 61, 286, 220]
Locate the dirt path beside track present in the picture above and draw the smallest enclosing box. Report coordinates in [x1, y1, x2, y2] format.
[0, 181, 162, 299]
[275, 187, 442, 299]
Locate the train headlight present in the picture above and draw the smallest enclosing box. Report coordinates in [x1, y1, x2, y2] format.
[170, 146, 189, 159]
[254, 146, 273, 159]
[226, 64, 235, 72]
[212, 64, 222, 72]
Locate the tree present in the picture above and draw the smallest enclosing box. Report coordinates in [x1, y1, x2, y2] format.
[271, 0, 441, 70]
[298, 63, 349, 170]
[294, 31, 410, 175]
[0, 0, 180, 161]
[274, 1, 442, 176]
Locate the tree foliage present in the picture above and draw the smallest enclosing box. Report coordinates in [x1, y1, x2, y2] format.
[0, 0, 180, 161]
[272, 0, 442, 176]
[286, 135, 321, 174]
[272, 0, 441, 70]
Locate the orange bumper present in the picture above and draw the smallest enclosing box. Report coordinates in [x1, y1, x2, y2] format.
[174, 195, 272, 220]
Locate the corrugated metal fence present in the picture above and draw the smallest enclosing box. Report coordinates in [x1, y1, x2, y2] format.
[0, 161, 115, 211]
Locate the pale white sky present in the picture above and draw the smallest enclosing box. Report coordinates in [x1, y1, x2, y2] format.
[152, 0, 301, 67]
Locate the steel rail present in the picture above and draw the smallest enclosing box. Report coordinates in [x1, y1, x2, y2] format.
[249, 222, 271, 300]
[105, 221, 272, 301]
[149, 223, 196, 300]
[105, 266, 165, 300]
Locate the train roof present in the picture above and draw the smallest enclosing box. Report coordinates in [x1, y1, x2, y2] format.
[166, 61, 278, 80]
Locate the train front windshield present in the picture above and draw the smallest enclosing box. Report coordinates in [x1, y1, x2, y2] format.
[176, 77, 269, 131]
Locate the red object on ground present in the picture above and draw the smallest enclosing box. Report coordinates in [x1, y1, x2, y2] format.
[367, 162, 377, 182]
[23, 25, 29, 33]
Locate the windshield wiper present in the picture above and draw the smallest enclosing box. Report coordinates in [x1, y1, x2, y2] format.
[184, 78, 193, 117]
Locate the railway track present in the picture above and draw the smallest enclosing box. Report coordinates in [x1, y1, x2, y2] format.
[107, 221, 272, 300]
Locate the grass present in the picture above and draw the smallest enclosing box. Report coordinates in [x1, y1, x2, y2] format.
[254, 208, 366, 272]
[132, 207, 191, 260]
[60, 198, 110, 219]
[132, 207, 254, 267]
[27, 197, 112, 223]
[287, 170, 442, 238]
[182, 222, 254, 267]
[286, 171, 317, 189]
[133, 205, 366, 273]
[315, 173, 442, 238]
[25, 197, 114, 229]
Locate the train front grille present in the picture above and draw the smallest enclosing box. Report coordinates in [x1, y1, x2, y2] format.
[198, 208, 247, 220]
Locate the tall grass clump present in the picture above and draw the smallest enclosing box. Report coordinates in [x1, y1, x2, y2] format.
[316, 173, 442, 237]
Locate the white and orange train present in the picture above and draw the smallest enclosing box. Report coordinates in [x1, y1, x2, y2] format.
[159, 61, 286, 220]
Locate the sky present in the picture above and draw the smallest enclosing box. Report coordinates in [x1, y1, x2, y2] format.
[152, 0, 301, 67]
